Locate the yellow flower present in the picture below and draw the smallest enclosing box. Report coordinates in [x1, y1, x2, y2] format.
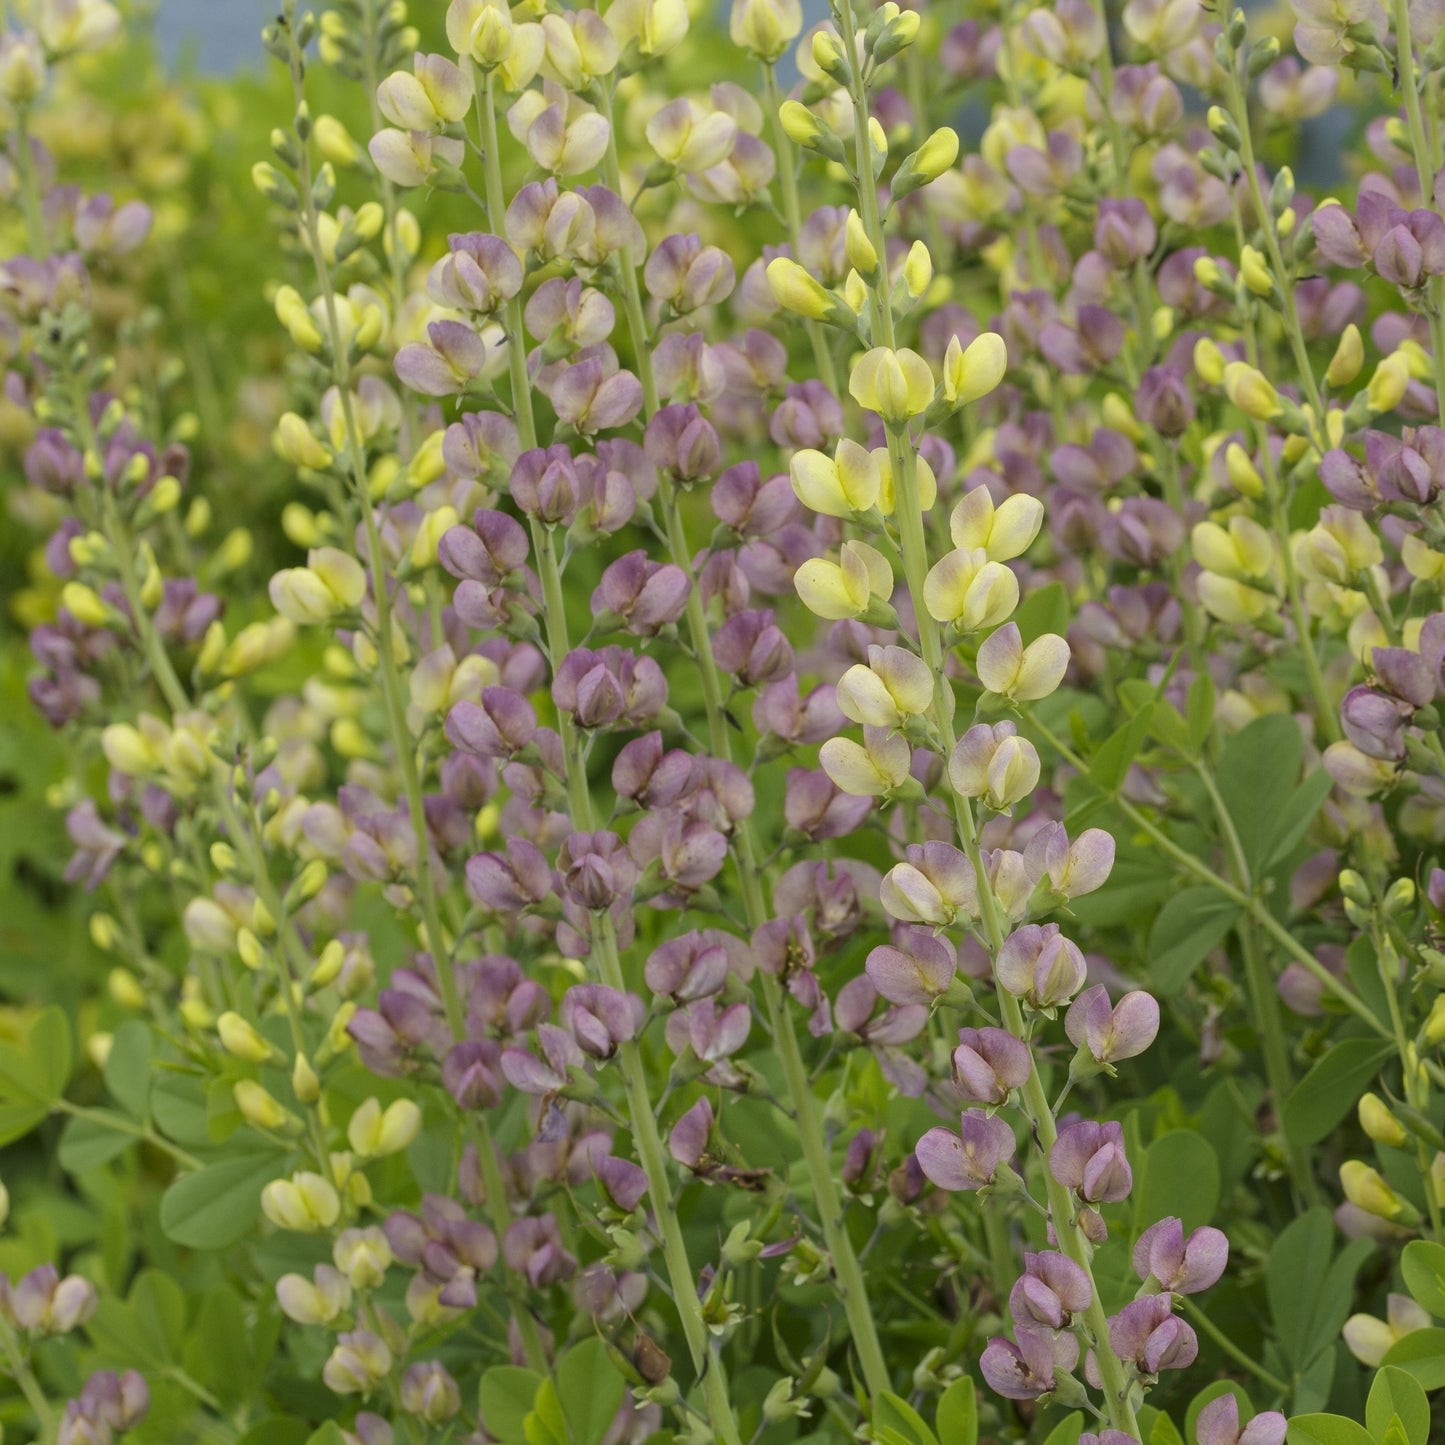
[1222, 361, 1281, 420]
[848, 347, 935, 423]
[819, 728, 913, 796]
[922, 548, 1019, 630]
[942, 332, 1008, 407]
[789, 439, 881, 517]
[794, 540, 893, 620]
[949, 487, 1043, 561]
[1339, 1160, 1407, 1220]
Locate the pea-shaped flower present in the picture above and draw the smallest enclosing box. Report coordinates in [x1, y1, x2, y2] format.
[996, 923, 1087, 1009]
[376, 53, 469, 132]
[794, 539, 894, 620]
[914, 1109, 1017, 1191]
[976, 622, 1069, 700]
[789, 438, 881, 517]
[880, 842, 978, 926]
[1049, 1119, 1132, 1203]
[820, 726, 913, 797]
[646, 97, 737, 174]
[835, 644, 933, 727]
[729, 0, 803, 60]
[942, 331, 1008, 406]
[948, 721, 1041, 812]
[1064, 984, 1160, 1064]
[269, 546, 366, 625]
[923, 547, 1019, 630]
[848, 346, 936, 423]
[1131, 1216, 1229, 1294]
[949, 486, 1044, 560]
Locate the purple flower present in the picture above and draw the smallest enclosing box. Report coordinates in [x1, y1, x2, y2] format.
[914, 1111, 1016, 1192]
[865, 928, 957, 1006]
[596, 1154, 649, 1213]
[1064, 985, 1160, 1063]
[1049, 1119, 1132, 1203]
[592, 552, 691, 636]
[951, 1027, 1032, 1104]
[559, 984, 639, 1060]
[645, 931, 733, 1001]
[980, 1327, 1079, 1400]
[996, 923, 1088, 1009]
[1010, 1251, 1093, 1330]
[1103, 1295, 1197, 1375]
[446, 688, 538, 759]
[1195, 1393, 1287, 1445]
[1131, 1216, 1229, 1294]
[502, 1214, 576, 1287]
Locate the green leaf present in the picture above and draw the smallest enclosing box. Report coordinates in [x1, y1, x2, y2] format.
[1040, 1413, 1085, 1445]
[1217, 714, 1305, 871]
[0, 1100, 51, 1148]
[873, 1392, 939, 1445]
[86, 1268, 186, 1370]
[1266, 768, 1334, 868]
[1186, 672, 1215, 756]
[1134, 1130, 1220, 1235]
[1152, 1414, 1185, 1445]
[103, 1020, 153, 1119]
[305, 1427, 348, 1445]
[1366, 1367, 1430, 1445]
[1282, 1041, 1393, 1147]
[1381, 1328, 1445, 1389]
[1016, 582, 1069, 644]
[150, 1069, 210, 1147]
[1268, 1209, 1374, 1369]
[235, 1419, 312, 1445]
[0, 1005, 72, 1106]
[1287, 1415, 1377, 1445]
[1402, 1241, 1445, 1319]
[57, 1111, 135, 1173]
[1088, 703, 1156, 795]
[1148, 887, 1241, 995]
[183, 1285, 255, 1406]
[524, 1377, 569, 1445]
[159, 1150, 287, 1249]
[479, 1366, 544, 1443]
[934, 1377, 977, 1445]
[556, 1338, 627, 1445]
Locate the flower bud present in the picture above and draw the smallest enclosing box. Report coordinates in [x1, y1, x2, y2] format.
[1340, 1160, 1411, 1220]
[1327, 324, 1364, 387]
[1358, 1093, 1407, 1147]
[217, 1011, 275, 1064]
[1223, 361, 1282, 420]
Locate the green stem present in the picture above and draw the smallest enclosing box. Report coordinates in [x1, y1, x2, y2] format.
[0, 1314, 55, 1444]
[1418, 48, 1445, 418]
[53, 1099, 204, 1171]
[761, 62, 840, 396]
[285, 48, 458, 1036]
[1177, 1297, 1289, 1397]
[528, 518, 746, 1445]
[11, 106, 47, 257]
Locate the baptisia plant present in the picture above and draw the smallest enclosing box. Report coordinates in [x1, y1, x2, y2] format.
[13, 0, 1445, 1440]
